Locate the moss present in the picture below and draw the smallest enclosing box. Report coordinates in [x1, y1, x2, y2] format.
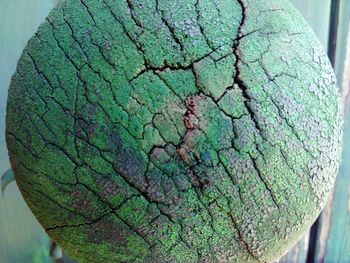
[6, 0, 342, 262]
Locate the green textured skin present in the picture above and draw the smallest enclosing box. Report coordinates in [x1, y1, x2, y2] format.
[5, 0, 342, 262]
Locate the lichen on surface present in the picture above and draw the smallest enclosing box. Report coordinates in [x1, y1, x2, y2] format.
[6, 0, 342, 262]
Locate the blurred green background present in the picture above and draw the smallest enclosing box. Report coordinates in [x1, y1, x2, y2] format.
[0, 0, 349, 262]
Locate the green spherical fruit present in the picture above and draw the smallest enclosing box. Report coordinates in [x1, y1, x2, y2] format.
[6, 0, 342, 262]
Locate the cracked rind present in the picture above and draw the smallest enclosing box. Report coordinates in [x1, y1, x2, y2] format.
[5, 0, 342, 262]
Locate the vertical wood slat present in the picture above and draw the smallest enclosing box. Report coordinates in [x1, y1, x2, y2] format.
[327, 0, 341, 67]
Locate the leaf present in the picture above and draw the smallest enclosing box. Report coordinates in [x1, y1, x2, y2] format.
[1, 169, 15, 197]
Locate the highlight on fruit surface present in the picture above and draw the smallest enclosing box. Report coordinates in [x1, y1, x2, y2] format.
[6, 0, 343, 262]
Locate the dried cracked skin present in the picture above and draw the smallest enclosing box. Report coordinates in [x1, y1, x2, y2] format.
[5, 0, 342, 262]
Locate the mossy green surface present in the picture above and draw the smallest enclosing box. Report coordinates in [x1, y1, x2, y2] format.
[6, 0, 342, 262]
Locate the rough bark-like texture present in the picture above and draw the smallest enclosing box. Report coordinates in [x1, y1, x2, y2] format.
[6, 0, 342, 262]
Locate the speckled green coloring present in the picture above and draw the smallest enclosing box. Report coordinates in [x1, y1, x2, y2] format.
[6, 0, 342, 262]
